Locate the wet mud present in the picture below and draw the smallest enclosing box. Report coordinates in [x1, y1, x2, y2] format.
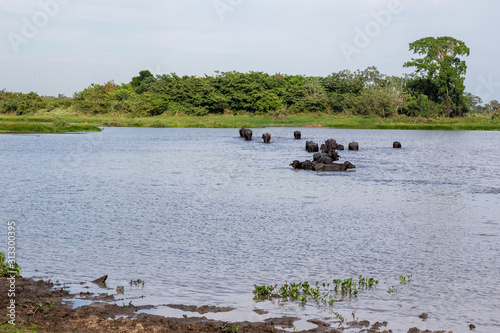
[0, 277, 455, 332]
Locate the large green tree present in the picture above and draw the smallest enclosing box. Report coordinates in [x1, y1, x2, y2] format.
[404, 36, 470, 117]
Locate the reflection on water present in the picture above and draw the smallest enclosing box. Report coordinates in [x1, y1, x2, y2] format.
[1, 127, 499, 332]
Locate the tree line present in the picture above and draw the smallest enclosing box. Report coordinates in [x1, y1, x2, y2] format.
[1, 37, 499, 118]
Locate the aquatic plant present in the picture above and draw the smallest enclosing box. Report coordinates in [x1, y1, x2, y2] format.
[331, 310, 345, 324]
[387, 274, 413, 293]
[399, 274, 412, 284]
[129, 279, 145, 287]
[253, 276, 378, 306]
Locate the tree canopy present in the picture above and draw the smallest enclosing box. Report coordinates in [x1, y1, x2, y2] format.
[404, 36, 470, 117]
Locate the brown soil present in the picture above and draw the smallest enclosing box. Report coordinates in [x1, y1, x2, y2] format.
[163, 304, 234, 314]
[0, 277, 451, 333]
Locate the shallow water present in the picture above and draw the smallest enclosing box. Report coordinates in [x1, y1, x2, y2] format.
[1, 127, 499, 332]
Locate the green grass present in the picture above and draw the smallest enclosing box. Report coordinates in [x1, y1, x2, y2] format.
[0, 322, 42, 333]
[0, 116, 101, 133]
[1, 113, 499, 132]
[0, 252, 21, 277]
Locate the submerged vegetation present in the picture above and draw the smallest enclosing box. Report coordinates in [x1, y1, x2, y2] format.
[129, 279, 146, 287]
[253, 276, 379, 306]
[1, 37, 499, 132]
[254, 275, 414, 308]
[387, 275, 413, 293]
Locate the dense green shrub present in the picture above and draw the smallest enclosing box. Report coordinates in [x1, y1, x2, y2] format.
[0, 90, 47, 115]
[1, 66, 484, 118]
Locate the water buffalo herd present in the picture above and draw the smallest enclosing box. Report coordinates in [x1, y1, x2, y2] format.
[293, 138, 353, 171]
[238, 128, 402, 172]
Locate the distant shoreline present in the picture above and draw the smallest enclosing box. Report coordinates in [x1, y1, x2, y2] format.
[0, 117, 102, 133]
[1, 113, 499, 132]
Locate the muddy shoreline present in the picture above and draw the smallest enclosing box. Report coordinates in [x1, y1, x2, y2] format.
[1, 277, 455, 332]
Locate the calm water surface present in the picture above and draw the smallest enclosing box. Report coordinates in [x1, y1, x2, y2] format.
[1, 127, 499, 332]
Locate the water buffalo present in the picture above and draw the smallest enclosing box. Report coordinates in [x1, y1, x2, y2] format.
[317, 139, 342, 161]
[317, 156, 334, 164]
[239, 128, 248, 137]
[348, 142, 359, 150]
[243, 129, 253, 141]
[321, 139, 339, 154]
[393, 141, 402, 148]
[314, 161, 356, 171]
[291, 159, 355, 171]
[305, 140, 319, 152]
[294, 131, 301, 139]
[313, 153, 328, 162]
[302, 160, 315, 170]
[262, 133, 271, 143]
[313, 152, 340, 162]
[290, 160, 315, 170]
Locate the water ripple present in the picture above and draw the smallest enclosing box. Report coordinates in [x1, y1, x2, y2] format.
[1, 127, 500, 332]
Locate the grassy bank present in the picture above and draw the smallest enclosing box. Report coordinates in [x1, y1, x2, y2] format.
[0, 117, 101, 133]
[1, 113, 499, 132]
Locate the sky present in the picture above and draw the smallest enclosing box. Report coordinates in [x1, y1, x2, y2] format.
[1, 0, 499, 104]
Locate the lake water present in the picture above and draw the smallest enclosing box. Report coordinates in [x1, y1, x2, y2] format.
[1, 127, 499, 332]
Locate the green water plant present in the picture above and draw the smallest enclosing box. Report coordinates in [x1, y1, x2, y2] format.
[387, 274, 413, 293]
[129, 279, 145, 287]
[331, 310, 345, 324]
[253, 276, 379, 306]
[399, 274, 413, 284]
